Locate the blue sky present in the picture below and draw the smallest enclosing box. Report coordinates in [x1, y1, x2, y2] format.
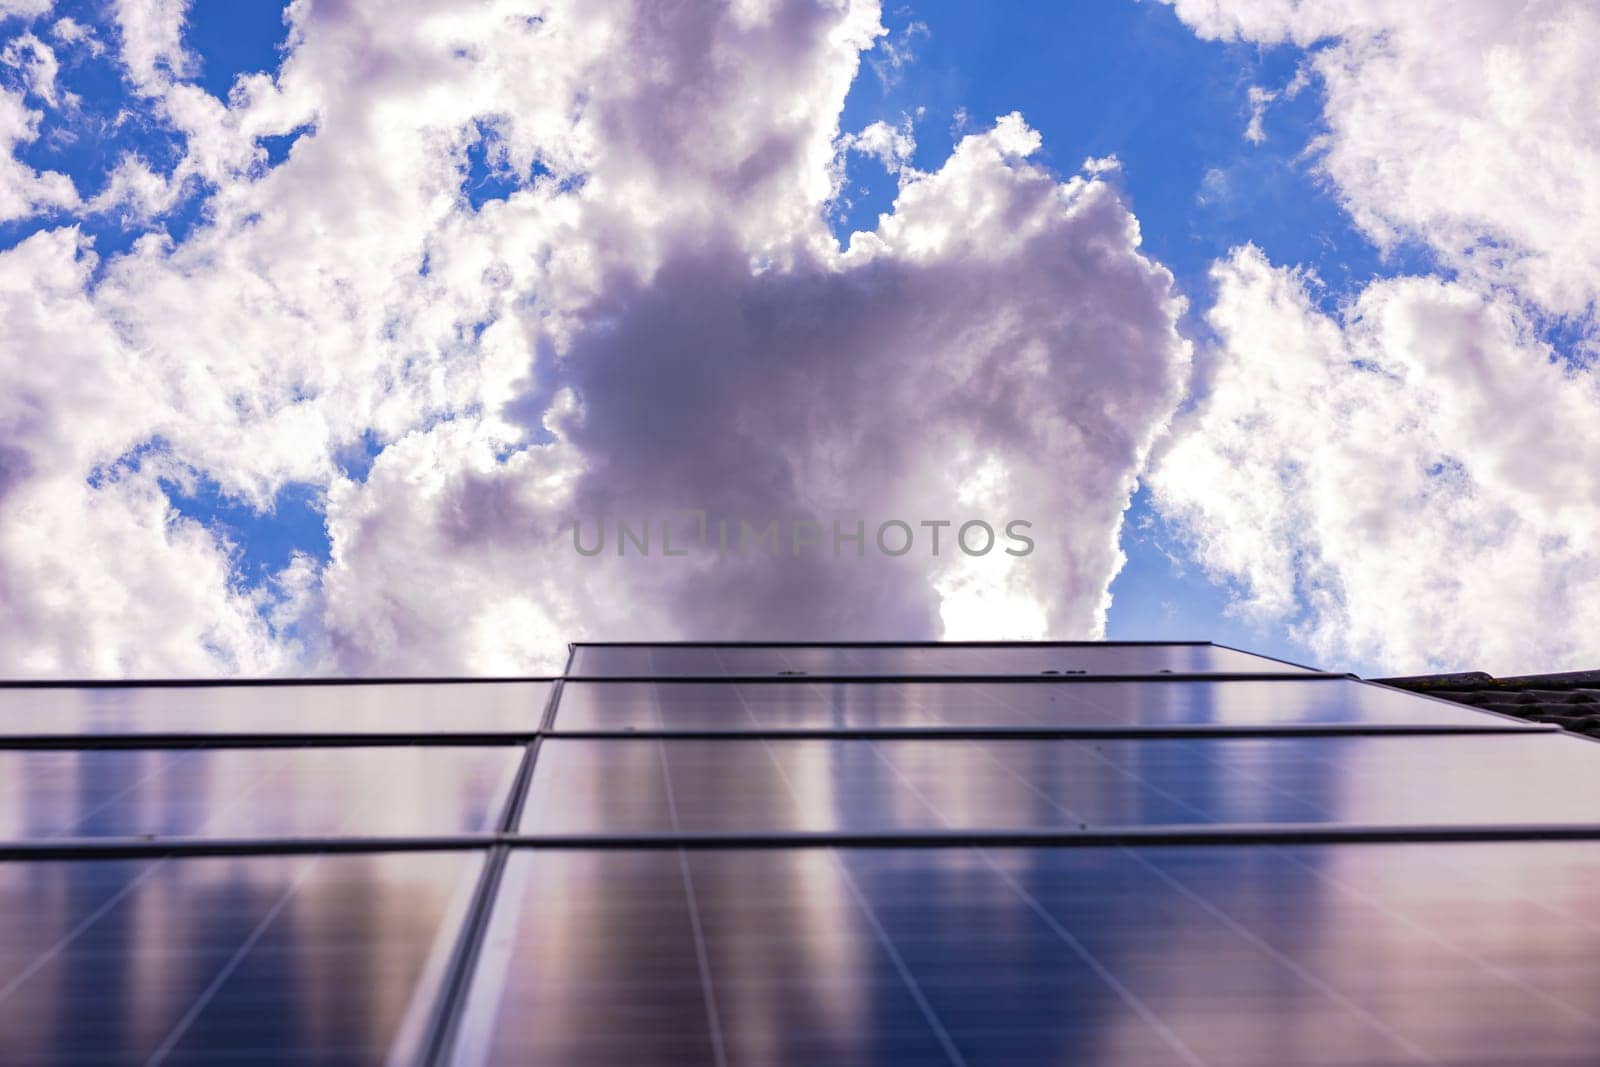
[3, 0, 312, 571]
[0, 0, 1422, 670]
[5, 0, 1593, 677]
[830, 1, 1459, 670]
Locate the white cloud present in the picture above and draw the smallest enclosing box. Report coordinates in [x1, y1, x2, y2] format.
[1166, 0, 1600, 316]
[0, 0, 1190, 676]
[1195, 166, 1228, 206]
[1243, 85, 1274, 144]
[840, 117, 915, 174]
[320, 110, 1190, 673]
[85, 152, 182, 218]
[49, 17, 104, 57]
[0, 227, 292, 677]
[2, 30, 59, 104]
[0, 85, 76, 220]
[1153, 0, 1600, 673]
[1151, 246, 1600, 675]
[0, 0, 52, 22]
[111, 0, 195, 94]
[867, 17, 927, 88]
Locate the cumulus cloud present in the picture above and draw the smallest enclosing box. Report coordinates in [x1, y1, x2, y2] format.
[1242, 85, 1274, 144]
[2, 30, 58, 105]
[111, 0, 197, 94]
[323, 115, 1187, 672]
[1167, 0, 1600, 316]
[839, 116, 916, 175]
[0, 228, 295, 676]
[1152, 0, 1600, 673]
[49, 18, 105, 58]
[0, 0, 1189, 675]
[1151, 247, 1600, 674]
[0, 86, 77, 220]
[867, 16, 928, 89]
[0, 0, 52, 21]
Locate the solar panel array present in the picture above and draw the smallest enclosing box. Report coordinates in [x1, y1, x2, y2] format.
[4, 641, 1600, 1064]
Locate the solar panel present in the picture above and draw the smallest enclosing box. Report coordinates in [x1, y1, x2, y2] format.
[0, 681, 550, 738]
[455, 842, 1600, 1065]
[1, 643, 1593, 1061]
[567, 642, 1313, 677]
[0, 746, 521, 841]
[552, 677, 1520, 732]
[520, 733, 1599, 834]
[0, 851, 482, 1063]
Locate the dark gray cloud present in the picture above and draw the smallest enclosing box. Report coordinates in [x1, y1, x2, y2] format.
[322, 114, 1188, 669]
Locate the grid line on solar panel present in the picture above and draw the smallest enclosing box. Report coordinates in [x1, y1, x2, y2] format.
[519, 732, 1600, 835]
[655, 738, 733, 1067]
[455, 842, 1600, 1065]
[14, 820, 1600, 862]
[567, 642, 1317, 677]
[0, 746, 523, 843]
[414, 677, 569, 1067]
[0, 851, 484, 1064]
[0, 681, 553, 738]
[0, 678, 1539, 748]
[668, 692, 964, 1061]
[549, 677, 1525, 733]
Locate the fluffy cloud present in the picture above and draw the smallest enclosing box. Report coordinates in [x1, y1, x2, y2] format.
[1151, 247, 1600, 674]
[1167, 0, 1600, 317]
[1153, 0, 1600, 673]
[0, 85, 76, 220]
[0, 228, 295, 676]
[0, 0, 1189, 675]
[323, 115, 1188, 672]
[0, 0, 51, 21]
